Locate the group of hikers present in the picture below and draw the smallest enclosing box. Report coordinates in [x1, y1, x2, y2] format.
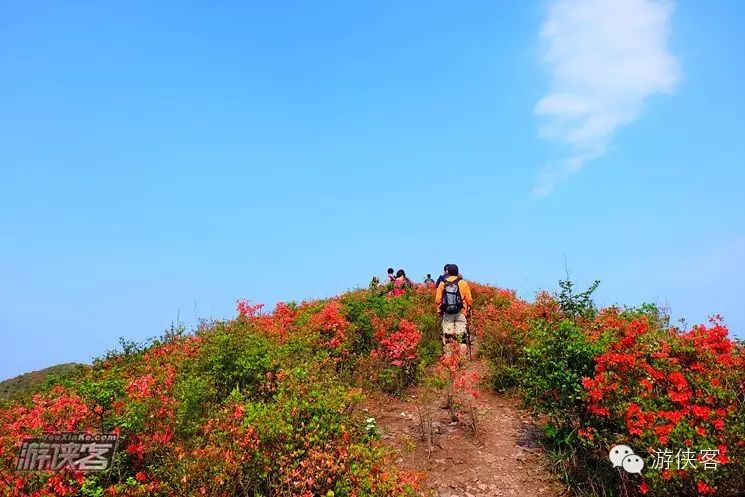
[368, 267, 416, 296]
[370, 264, 473, 351]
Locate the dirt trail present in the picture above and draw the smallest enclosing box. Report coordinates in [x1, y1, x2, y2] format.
[362, 359, 566, 497]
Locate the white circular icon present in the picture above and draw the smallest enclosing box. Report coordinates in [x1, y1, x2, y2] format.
[609, 444, 634, 468]
[622, 454, 645, 474]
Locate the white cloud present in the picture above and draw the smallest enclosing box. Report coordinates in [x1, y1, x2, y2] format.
[533, 0, 679, 197]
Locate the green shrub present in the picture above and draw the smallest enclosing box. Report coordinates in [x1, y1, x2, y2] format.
[521, 319, 606, 444]
[555, 278, 600, 320]
[414, 313, 441, 366]
[173, 374, 213, 437]
[196, 323, 278, 400]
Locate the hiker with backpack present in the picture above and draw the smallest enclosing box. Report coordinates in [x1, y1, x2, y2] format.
[435, 264, 473, 348]
[390, 269, 413, 297]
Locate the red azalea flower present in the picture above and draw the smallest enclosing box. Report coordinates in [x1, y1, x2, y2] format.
[697, 481, 715, 494]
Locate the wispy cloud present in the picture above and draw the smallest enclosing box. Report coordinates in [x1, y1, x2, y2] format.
[533, 0, 679, 198]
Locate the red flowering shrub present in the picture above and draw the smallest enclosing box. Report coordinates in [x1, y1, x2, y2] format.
[0, 290, 421, 496]
[372, 319, 422, 368]
[0, 387, 94, 496]
[236, 298, 264, 318]
[338, 288, 438, 394]
[235, 299, 298, 342]
[370, 318, 424, 394]
[309, 300, 351, 351]
[437, 343, 483, 434]
[577, 316, 745, 495]
[473, 280, 745, 496]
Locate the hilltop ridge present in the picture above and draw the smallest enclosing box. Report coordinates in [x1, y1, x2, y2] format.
[1, 282, 743, 496]
[0, 362, 84, 401]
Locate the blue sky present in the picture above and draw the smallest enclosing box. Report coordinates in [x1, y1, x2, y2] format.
[1, 1, 743, 380]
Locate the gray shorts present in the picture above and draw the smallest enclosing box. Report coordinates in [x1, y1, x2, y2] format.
[441, 312, 467, 339]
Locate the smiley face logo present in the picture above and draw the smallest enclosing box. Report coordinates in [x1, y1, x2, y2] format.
[622, 454, 645, 474]
[609, 444, 634, 468]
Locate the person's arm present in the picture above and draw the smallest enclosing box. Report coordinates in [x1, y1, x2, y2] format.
[460, 280, 473, 313]
[435, 282, 444, 313]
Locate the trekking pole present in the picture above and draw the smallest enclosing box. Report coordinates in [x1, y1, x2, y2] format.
[465, 307, 473, 360]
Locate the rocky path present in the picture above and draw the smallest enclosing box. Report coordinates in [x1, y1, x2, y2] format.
[362, 360, 566, 497]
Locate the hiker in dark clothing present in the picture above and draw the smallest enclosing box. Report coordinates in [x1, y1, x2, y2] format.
[423, 274, 435, 287]
[435, 264, 450, 287]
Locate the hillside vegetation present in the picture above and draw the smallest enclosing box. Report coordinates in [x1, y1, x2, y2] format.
[0, 363, 84, 402]
[1, 282, 743, 496]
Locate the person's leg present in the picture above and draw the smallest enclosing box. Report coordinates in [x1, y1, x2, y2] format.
[452, 313, 468, 354]
[453, 312, 467, 342]
[441, 313, 456, 345]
